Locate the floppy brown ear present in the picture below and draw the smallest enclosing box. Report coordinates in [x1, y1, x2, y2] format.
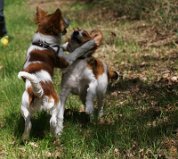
[35, 6, 48, 23]
[90, 29, 103, 46]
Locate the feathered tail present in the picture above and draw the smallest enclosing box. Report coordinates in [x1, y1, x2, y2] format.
[18, 71, 44, 97]
[107, 67, 121, 82]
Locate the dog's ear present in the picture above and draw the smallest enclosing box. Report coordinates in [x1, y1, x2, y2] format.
[35, 6, 48, 24]
[50, 8, 62, 24]
[90, 29, 103, 46]
[50, 8, 65, 31]
[82, 30, 91, 38]
[54, 8, 62, 16]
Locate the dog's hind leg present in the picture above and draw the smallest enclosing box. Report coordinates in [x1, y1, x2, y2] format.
[97, 93, 105, 118]
[96, 74, 108, 118]
[21, 91, 32, 141]
[85, 80, 97, 116]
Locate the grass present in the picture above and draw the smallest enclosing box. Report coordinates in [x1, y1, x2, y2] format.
[0, 0, 178, 158]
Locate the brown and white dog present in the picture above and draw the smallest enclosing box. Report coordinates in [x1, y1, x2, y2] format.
[17, 8, 97, 140]
[59, 29, 120, 122]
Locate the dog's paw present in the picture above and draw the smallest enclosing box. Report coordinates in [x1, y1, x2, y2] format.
[55, 128, 63, 136]
[22, 133, 30, 142]
[55, 119, 64, 136]
[85, 106, 94, 115]
[50, 117, 57, 130]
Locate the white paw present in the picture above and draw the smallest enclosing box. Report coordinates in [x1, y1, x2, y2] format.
[51, 118, 63, 136]
[85, 106, 94, 115]
[50, 117, 57, 135]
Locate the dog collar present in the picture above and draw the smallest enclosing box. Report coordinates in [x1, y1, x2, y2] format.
[32, 41, 60, 54]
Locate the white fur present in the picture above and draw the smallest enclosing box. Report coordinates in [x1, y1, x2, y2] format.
[18, 71, 44, 97]
[33, 32, 60, 44]
[26, 33, 60, 57]
[58, 59, 108, 125]
[35, 70, 52, 82]
[61, 42, 69, 51]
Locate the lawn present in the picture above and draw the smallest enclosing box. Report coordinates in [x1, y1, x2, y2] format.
[0, 0, 177, 158]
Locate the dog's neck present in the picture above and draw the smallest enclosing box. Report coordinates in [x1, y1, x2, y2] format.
[32, 32, 60, 45]
[26, 32, 62, 55]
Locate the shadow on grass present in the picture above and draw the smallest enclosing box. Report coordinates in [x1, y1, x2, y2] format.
[5, 109, 94, 140]
[4, 112, 51, 141]
[107, 77, 178, 143]
[3, 77, 178, 151]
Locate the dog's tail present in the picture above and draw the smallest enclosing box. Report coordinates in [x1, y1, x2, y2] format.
[107, 67, 121, 83]
[18, 71, 44, 97]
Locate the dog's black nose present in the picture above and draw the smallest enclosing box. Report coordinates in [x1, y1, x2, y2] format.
[73, 31, 79, 37]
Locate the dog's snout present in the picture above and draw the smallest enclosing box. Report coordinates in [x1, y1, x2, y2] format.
[72, 31, 80, 40]
[73, 31, 79, 37]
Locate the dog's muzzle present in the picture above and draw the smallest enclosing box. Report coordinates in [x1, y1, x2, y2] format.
[71, 31, 82, 44]
[72, 31, 79, 38]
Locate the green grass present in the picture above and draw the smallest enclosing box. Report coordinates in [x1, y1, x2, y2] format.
[0, 0, 178, 158]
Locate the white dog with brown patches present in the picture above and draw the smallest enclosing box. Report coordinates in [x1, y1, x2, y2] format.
[59, 29, 120, 123]
[18, 8, 97, 140]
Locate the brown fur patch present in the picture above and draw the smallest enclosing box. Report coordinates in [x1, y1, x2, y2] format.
[57, 56, 69, 68]
[35, 7, 48, 24]
[87, 57, 105, 79]
[27, 87, 37, 106]
[40, 81, 59, 104]
[29, 50, 56, 65]
[36, 8, 66, 36]
[90, 29, 103, 46]
[80, 30, 92, 43]
[23, 49, 69, 75]
[107, 67, 118, 80]
[27, 81, 59, 106]
[23, 62, 54, 76]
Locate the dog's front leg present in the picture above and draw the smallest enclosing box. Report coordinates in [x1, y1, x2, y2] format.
[50, 106, 58, 136]
[58, 40, 96, 65]
[21, 91, 32, 141]
[96, 78, 108, 118]
[55, 87, 71, 136]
